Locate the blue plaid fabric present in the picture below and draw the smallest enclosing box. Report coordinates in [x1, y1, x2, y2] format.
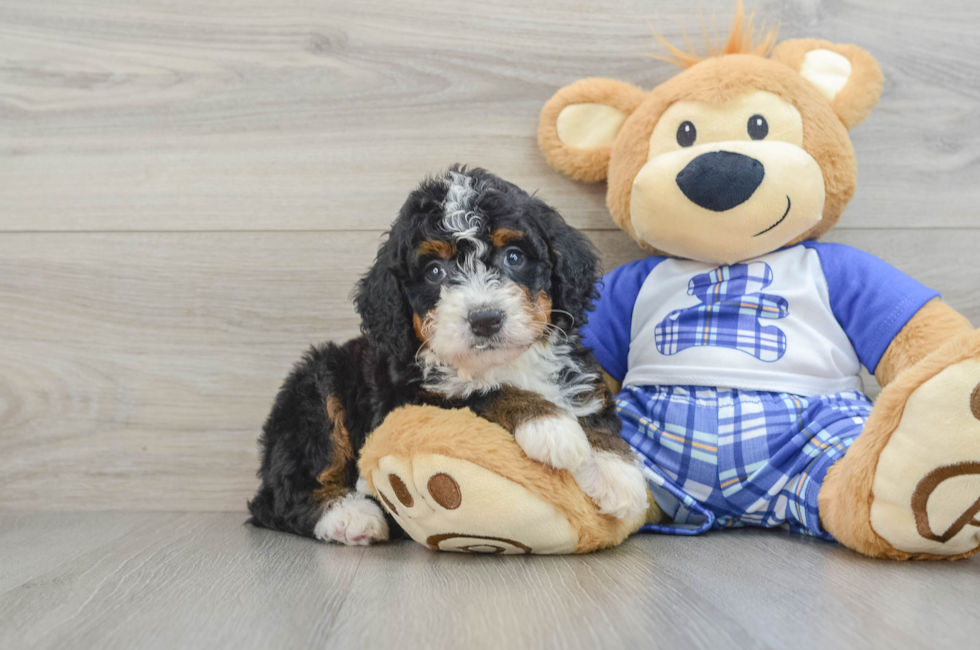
[654, 261, 789, 362]
[618, 384, 873, 540]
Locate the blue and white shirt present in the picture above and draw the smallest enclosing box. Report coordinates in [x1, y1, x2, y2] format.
[582, 243, 939, 397]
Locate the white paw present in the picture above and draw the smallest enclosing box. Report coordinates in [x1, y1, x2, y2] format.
[355, 477, 370, 495]
[514, 414, 591, 471]
[313, 494, 389, 546]
[572, 452, 649, 520]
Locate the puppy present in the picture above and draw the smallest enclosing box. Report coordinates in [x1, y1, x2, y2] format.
[248, 166, 648, 545]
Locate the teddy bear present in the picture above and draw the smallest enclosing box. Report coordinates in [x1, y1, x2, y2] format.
[359, 2, 980, 559]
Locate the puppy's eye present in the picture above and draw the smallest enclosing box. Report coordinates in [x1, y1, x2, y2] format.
[676, 121, 697, 147]
[748, 114, 768, 140]
[503, 247, 526, 269]
[424, 261, 447, 284]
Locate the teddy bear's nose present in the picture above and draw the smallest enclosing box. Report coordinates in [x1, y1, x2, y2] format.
[676, 151, 765, 212]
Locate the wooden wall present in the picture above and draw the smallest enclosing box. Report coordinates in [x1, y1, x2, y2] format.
[2, 0, 978, 511]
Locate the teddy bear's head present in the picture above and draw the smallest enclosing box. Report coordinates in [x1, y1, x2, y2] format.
[538, 3, 883, 265]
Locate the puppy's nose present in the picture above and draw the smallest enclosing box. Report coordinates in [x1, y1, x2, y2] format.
[468, 309, 504, 338]
[676, 151, 765, 212]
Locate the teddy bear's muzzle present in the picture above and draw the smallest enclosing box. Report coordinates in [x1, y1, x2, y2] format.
[629, 140, 826, 265]
[675, 150, 765, 212]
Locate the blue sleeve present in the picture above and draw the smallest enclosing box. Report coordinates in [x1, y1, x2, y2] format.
[581, 257, 665, 382]
[802, 242, 940, 374]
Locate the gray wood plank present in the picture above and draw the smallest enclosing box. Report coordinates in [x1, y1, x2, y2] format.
[1, 229, 976, 511]
[329, 534, 764, 650]
[635, 529, 980, 650]
[1, 513, 978, 650]
[1, 0, 978, 232]
[0, 513, 364, 650]
[0, 512, 181, 596]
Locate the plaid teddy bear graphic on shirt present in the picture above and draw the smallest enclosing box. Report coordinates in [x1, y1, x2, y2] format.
[654, 262, 789, 362]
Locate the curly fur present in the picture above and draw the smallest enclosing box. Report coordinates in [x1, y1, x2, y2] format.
[248, 166, 621, 541]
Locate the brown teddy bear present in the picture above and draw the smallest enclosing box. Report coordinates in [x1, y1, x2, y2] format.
[535, 2, 980, 559]
[360, 2, 980, 558]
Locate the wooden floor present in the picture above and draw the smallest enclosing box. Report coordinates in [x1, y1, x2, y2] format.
[2, 0, 980, 647]
[3, 0, 980, 513]
[0, 513, 977, 650]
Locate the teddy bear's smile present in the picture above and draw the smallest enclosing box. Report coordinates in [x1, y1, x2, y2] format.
[754, 195, 792, 237]
[623, 90, 827, 265]
[629, 136, 824, 265]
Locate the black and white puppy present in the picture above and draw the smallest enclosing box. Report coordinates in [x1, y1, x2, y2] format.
[248, 167, 648, 545]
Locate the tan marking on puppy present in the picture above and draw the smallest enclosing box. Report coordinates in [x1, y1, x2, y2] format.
[491, 228, 524, 247]
[314, 396, 355, 505]
[480, 386, 562, 432]
[532, 291, 552, 327]
[520, 287, 553, 337]
[584, 425, 634, 460]
[418, 240, 455, 260]
[413, 312, 435, 344]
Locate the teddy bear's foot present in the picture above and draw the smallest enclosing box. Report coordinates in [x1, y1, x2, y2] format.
[370, 452, 579, 554]
[821, 330, 980, 560]
[870, 357, 980, 557]
[358, 405, 649, 554]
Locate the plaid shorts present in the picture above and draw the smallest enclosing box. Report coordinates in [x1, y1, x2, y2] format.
[617, 385, 873, 540]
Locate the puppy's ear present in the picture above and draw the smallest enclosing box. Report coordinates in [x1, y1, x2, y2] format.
[533, 201, 600, 334]
[354, 237, 417, 363]
[538, 78, 647, 182]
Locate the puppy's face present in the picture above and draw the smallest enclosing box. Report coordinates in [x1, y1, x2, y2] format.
[356, 167, 599, 378]
[408, 173, 557, 376]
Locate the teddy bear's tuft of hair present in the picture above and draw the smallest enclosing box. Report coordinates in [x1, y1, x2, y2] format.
[646, 0, 779, 70]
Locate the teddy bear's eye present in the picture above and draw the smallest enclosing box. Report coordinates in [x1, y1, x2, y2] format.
[748, 114, 769, 140]
[676, 121, 697, 147]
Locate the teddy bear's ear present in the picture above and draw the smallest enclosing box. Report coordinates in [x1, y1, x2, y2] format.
[538, 78, 647, 182]
[771, 39, 884, 129]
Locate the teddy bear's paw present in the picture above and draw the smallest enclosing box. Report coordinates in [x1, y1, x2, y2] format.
[370, 453, 579, 554]
[514, 414, 591, 471]
[572, 452, 649, 520]
[313, 493, 390, 546]
[870, 357, 980, 557]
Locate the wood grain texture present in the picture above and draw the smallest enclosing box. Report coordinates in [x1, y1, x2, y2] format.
[1, 0, 979, 513]
[0, 513, 364, 650]
[1, 513, 979, 650]
[1, 0, 979, 232]
[0, 229, 977, 511]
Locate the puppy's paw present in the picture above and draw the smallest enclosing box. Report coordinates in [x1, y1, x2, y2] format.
[514, 414, 591, 471]
[572, 452, 649, 520]
[314, 494, 389, 546]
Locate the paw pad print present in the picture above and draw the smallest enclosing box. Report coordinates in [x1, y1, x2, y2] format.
[370, 453, 578, 555]
[907, 377, 980, 544]
[871, 357, 980, 556]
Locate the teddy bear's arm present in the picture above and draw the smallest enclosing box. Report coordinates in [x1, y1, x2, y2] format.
[874, 298, 974, 387]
